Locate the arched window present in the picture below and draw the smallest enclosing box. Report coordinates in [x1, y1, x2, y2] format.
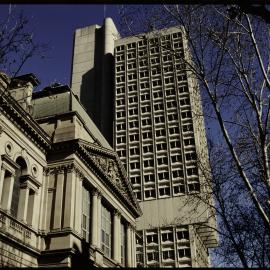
[10, 157, 27, 217]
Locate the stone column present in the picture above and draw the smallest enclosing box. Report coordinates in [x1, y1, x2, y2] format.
[1, 174, 14, 212]
[63, 167, 76, 229]
[91, 189, 101, 248]
[127, 224, 132, 267]
[133, 228, 137, 266]
[113, 210, 121, 263]
[74, 173, 83, 233]
[17, 186, 29, 222]
[53, 170, 65, 230]
[29, 189, 39, 228]
[0, 167, 6, 204]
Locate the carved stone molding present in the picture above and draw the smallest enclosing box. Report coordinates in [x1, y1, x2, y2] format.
[91, 154, 127, 196]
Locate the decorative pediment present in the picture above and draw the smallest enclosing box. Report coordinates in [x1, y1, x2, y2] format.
[92, 156, 121, 186]
[91, 155, 127, 195]
[78, 141, 141, 217]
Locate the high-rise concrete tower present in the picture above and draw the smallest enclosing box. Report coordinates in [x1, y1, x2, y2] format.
[71, 19, 218, 268]
[71, 18, 119, 146]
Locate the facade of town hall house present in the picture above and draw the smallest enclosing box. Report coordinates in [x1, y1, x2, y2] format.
[0, 72, 141, 267]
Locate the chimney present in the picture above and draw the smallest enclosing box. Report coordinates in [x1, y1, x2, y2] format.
[8, 73, 40, 115]
[0, 72, 11, 90]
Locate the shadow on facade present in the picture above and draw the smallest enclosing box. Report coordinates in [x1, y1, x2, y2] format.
[71, 241, 94, 268]
[79, 27, 114, 146]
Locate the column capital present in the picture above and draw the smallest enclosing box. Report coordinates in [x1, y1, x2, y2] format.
[91, 188, 102, 198]
[127, 223, 136, 231]
[113, 209, 121, 218]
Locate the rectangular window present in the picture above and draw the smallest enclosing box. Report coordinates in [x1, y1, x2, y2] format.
[101, 204, 112, 258]
[144, 174, 155, 183]
[164, 76, 174, 84]
[169, 127, 179, 134]
[116, 86, 125, 94]
[172, 170, 184, 178]
[185, 152, 197, 161]
[129, 108, 138, 116]
[147, 251, 159, 262]
[151, 57, 160, 65]
[130, 162, 140, 170]
[143, 145, 153, 153]
[129, 96, 138, 104]
[152, 79, 162, 87]
[116, 45, 124, 52]
[168, 113, 178, 122]
[146, 232, 158, 244]
[130, 134, 139, 142]
[163, 250, 175, 260]
[144, 159, 154, 168]
[153, 91, 163, 99]
[117, 136, 126, 144]
[158, 171, 169, 181]
[128, 73, 137, 80]
[177, 74, 187, 81]
[154, 100, 163, 108]
[128, 62, 136, 69]
[187, 167, 198, 176]
[117, 122, 126, 131]
[159, 186, 170, 197]
[173, 184, 185, 195]
[141, 93, 150, 101]
[180, 97, 190, 106]
[170, 140, 180, 148]
[128, 84, 137, 92]
[184, 138, 195, 146]
[167, 100, 177, 108]
[142, 131, 152, 139]
[177, 228, 189, 241]
[178, 248, 191, 258]
[117, 149, 126, 158]
[140, 82, 149, 89]
[131, 176, 140, 185]
[157, 157, 168, 165]
[156, 129, 166, 137]
[139, 59, 148, 67]
[116, 99, 125, 107]
[140, 70, 149, 78]
[179, 85, 188, 93]
[129, 120, 139, 129]
[171, 154, 182, 163]
[145, 188, 156, 199]
[142, 118, 152, 126]
[181, 111, 192, 119]
[141, 105, 151, 114]
[183, 124, 193, 133]
[166, 88, 176, 96]
[116, 111, 125, 118]
[82, 187, 91, 242]
[130, 147, 139, 156]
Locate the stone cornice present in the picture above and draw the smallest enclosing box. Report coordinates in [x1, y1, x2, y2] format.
[0, 88, 51, 153]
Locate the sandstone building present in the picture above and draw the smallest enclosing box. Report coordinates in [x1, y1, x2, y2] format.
[71, 18, 218, 267]
[0, 72, 141, 267]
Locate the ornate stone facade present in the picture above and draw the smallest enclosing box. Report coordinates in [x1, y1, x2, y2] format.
[0, 72, 141, 267]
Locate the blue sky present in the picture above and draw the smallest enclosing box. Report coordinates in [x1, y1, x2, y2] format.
[0, 4, 120, 90]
